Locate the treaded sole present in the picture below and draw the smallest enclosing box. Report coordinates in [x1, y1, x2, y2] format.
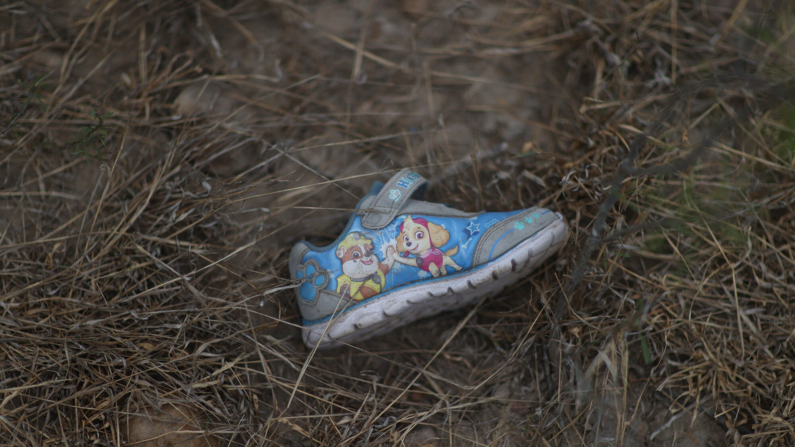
[302, 214, 570, 349]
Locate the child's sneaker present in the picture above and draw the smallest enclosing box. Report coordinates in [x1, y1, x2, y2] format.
[289, 169, 569, 348]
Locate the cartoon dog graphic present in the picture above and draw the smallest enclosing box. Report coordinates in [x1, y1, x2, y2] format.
[335, 232, 395, 301]
[391, 216, 462, 277]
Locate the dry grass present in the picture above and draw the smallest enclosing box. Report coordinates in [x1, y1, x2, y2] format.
[2, 0, 795, 446]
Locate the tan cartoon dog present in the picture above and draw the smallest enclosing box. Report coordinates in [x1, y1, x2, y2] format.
[336, 232, 395, 300]
[391, 216, 462, 277]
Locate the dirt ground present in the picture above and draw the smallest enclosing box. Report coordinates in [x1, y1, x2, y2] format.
[2, 0, 795, 446]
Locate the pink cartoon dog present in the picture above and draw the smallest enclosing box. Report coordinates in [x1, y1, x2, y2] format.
[391, 216, 462, 277]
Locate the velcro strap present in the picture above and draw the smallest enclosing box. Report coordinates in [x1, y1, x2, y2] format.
[361, 169, 428, 230]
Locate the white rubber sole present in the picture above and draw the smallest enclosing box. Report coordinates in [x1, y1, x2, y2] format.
[303, 215, 570, 349]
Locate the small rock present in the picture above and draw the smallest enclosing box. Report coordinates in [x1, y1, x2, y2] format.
[399, 0, 430, 20]
[404, 425, 439, 447]
[312, 4, 358, 36]
[123, 403, 217, 447]
[174, 83, 223, 116]
[30, 51, 64, 69]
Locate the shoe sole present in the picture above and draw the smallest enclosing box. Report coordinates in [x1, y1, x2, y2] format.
[303, 214, 570, 349]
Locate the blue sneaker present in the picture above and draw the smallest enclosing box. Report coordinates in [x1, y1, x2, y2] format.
[289, 169, 569, 348]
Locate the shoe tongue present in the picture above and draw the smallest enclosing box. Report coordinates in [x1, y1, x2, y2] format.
[368, 181, 385, 195]
[360, 169, 428, 230]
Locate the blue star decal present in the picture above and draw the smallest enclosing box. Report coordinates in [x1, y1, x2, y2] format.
[461, 220, 482, 250]
[463, 221, 480, 238]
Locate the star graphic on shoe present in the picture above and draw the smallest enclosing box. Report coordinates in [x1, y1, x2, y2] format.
[464, 221, 480, 237]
